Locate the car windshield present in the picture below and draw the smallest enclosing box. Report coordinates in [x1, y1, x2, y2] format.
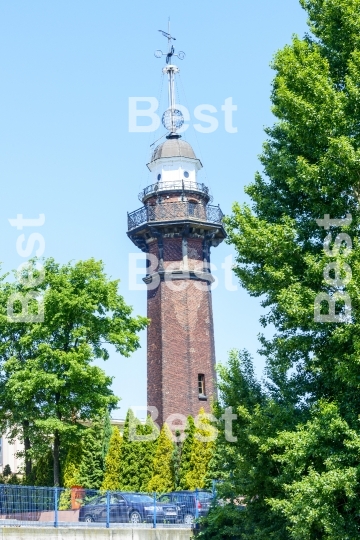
[199, 492, 213, 501]
[173, 495, 189, 502]
[110, 496, 124, 504]
[87, 496, 106, 505]
[125, 494, 153, 503]
[158, 495, 171, 503]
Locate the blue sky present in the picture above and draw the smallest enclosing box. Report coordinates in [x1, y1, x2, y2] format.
[0, 1, 308, 418]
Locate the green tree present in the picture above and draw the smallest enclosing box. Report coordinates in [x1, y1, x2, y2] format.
[185, 408, 216, 490]
[0, 276, 45, 480]
[78, 423, 104, 489]
[148, 423, 175, 493]
[34, 449, 55, 487]
[101, 426, 123, 491]
[118, 409, 158, 492]
[178, 416, 195, 490]
[2, 464, 11, 478]
[225, 0, 360, 425]
[203, 434, 229, 491]
[198, 503, 246, 540]
[62, 444, 82, 488]
[267, 402, 360, 540]
[102, 409, 113, 462]
[7, 473, 20, 485]
[58, 444, 83, 509]
[0, 258, 147, 486]
[198, 351, 293, 540]
[172, 430, 182, 489]
[211, 0, 360, 537]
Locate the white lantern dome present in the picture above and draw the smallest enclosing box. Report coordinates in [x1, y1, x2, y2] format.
[147, 136, 202, 186]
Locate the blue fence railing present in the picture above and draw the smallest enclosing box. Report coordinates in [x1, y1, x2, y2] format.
[0, 484, 214, 528]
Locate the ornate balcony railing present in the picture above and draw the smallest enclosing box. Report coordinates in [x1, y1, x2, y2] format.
[128, 202, 224, 231]
[139, 180, 211, 202]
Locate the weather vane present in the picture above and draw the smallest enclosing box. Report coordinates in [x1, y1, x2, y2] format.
[154, 19, 186, 135]
[154, 19, 185, 64]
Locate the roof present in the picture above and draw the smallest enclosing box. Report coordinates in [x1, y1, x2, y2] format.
[151, 137, 197, 162]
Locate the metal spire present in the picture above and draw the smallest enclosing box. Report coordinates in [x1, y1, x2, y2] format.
[158, 19, 176, 64]
[154, 19, 185, 136]
[155, 18, 185, 64]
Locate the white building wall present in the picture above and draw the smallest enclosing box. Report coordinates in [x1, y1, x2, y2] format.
[0, 434, 23, 475]
[154, 160, 197, 184]
[149, 156, 200, 185]
[0, 419, 127, 477]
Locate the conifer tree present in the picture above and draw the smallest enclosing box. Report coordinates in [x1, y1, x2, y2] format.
[78, 424, 104, 489]
[62, 444, 82, 488]
[172, 430, 182, 489]
[58, 441, 83, 509]
[148, 423, 174, 493]
[203, 432, 229, 491]
[34, 449, 55, 487]
[3, 464, 11, 478]
[101, 426, 123, 491]
[7, 473, 20, 485]
[202, 1, 360, 537]
[185, 408, 216, 490]
[102, 409, 113, 462]
[178, 416, 195, 490]
[118, 409, 158, 492]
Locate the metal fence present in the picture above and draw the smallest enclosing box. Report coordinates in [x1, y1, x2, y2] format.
[127, 202, 224, 231]
[139, 180, 211, 202]
[0, 484, 213, 528]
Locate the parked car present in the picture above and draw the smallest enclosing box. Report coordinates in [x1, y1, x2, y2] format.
[78, 492, 178, 524]
[157, 490, 214, 524]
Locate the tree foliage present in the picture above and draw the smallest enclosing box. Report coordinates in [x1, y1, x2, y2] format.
[203, 433, 229, 491]
[201, 1, 360, 537]
[62, 444, 82, 488]
[199, 352, 297, 540]
[172, 431, 182, 490]
[267, 402, 360, 539]
[178, 416, 195, 490]
[102, 409, 113, 462]
[78, 423, 105, 490]
[118, 409, 158, 492]
[225, 0, 360, 418]
[185, 408, 216, 490]
[148, 423, 175, 493]
[101, 426, 123, 491]
[0, 258, 147, 486]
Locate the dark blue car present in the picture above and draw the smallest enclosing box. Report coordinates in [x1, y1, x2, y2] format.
[78, 492, 178, 524]
[158, 490, 213, 524]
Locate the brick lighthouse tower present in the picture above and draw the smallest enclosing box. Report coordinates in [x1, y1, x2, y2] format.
[127, 29, 226, 426]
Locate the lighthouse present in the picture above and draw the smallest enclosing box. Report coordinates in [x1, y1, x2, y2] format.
[127, 28, 226, 426]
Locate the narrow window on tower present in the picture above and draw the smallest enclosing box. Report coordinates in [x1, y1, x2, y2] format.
[188, 199, 199, 218]
[198, 374, 207, 400]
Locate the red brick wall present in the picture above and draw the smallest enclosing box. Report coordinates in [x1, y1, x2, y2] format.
[163, 238, 182, 266]
[147, 236, 216, 427]
[187, 238, 203, 270]
[147, 278, 163, 424]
